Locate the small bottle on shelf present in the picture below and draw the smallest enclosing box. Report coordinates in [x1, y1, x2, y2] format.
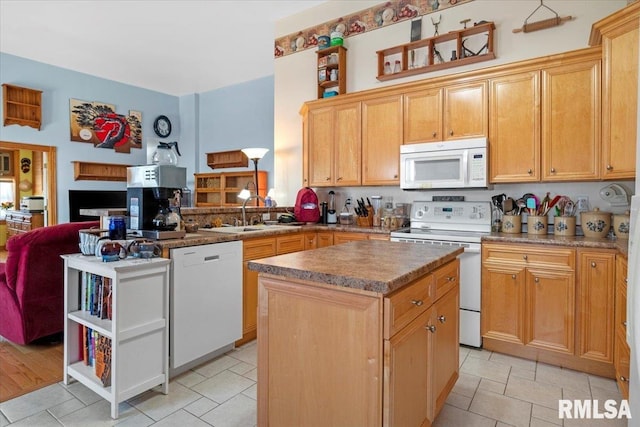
[384, 61, 392, 74]
[394, 60, 401, 73]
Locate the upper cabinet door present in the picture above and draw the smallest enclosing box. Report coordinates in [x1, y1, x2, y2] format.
[307, 106, 335, 187]
[333, 102, 362, 186]
[542, 59, 601, 181]
[601, 20, 638, 180]
[489, 71, 541, 183]
[443, 81, 488, 140]
[362, 95, 403, 185]
[403, 88, 443, 144]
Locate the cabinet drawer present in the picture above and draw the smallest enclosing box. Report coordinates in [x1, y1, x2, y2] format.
[384, 273, 434, 339]
[483, 244, 574, 269]
[434, 259, 459, 300]
[243, 237, 276, 260]
[277, 233, 305, 254]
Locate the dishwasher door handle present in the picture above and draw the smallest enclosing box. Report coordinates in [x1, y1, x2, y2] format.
[204, 255, 220, 262]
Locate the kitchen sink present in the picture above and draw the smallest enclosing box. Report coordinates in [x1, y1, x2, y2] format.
[200, 224, 301, 234]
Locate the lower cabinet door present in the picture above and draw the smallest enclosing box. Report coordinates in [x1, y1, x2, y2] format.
[384, 307, 433, 426]
[525, 268, 575, 354]
[481, 264, 526, 344]
[614, 331, 630, 400]
[432, 286, 460, 418]
[578, 251, 615, 363]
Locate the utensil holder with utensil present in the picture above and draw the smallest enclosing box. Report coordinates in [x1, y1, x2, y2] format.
[553, 216, 576, 236]
[527, 215, 548, 235]
[502, 214, 522, 234]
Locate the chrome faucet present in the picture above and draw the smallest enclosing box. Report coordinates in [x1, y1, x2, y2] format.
[242, 195, 265, 226]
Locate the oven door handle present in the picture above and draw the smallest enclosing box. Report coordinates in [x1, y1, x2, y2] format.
[462, 245, 481, 254]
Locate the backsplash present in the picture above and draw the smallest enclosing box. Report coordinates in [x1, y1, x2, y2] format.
[314, 180, 636, 226]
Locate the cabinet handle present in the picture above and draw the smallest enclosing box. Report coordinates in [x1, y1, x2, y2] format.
[325, 177, 331, 181]
[534, 277, 539, 283]
[447, 276, 455, 282]
[425, 325, 437, 333]
[438, 315, 446, 323]
[623, 321, 628, 328]
[527, 169, 533, 175]
[411, 299, 424, 306]
[523, 255, 528, 260]
[449, 130, 454, 136]
[607, 165, 613, 170]
[432, 132, 437, 138]
[591, 261, 596, 268]
[620, 376, 628, 382]
[550, 168, 556, 173]
[393, 174, 398, 179]
[512, 274, 517, 279]
[336, 177, 343, 181]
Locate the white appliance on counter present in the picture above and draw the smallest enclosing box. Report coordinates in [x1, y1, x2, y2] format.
[390, 201, 492, 347]
[170, 241, 242, 372]
[400, 138, 490, 190]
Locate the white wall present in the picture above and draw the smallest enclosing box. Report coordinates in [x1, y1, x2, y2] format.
[274, 0, 629, 206]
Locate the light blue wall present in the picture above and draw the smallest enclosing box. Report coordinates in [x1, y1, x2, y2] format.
[0, 53, 276, 221]
[197, 76, 275, 189]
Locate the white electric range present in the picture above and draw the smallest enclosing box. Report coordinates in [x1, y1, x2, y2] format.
[390, 201, 492, 347]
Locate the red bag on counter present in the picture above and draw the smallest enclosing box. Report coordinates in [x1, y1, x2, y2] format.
[294, 187, 320, 223]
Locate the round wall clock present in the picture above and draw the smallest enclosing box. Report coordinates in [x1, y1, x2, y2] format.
[153, 115, 172, 138]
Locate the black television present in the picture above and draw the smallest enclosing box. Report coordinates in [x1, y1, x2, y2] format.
[69, 190, 127, 222]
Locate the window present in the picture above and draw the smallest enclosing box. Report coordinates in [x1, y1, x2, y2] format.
[0, 180, 15, 219]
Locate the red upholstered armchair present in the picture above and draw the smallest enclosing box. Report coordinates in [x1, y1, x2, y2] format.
[0, 221, 99, 344]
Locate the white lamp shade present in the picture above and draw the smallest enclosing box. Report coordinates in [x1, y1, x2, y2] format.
[238, 188, 251, 200]
[241, 147, 269, 160]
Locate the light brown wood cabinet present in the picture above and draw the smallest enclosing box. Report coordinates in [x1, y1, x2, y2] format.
[194, 171, 267, 207]
[483, 243, 618, 378]
[362, 95, 403, 185]
[489, 52, 602, 183]
[403, 82, 487, 144]
[577, 249, 616, 364]
[307, 102, 361, 187]
[238, 233, 308, 345]
[614, 255, 630, 399]
[489, 71, 541, 182]
[258, 258, 459, 426]
[542, 59, 601, 181]
[482, 243, 575, 354]
[590, 1, 639, 180]
[5, 210, 44, 237]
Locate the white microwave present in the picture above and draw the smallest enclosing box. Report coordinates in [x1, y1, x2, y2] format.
[400, 138, 489, 190]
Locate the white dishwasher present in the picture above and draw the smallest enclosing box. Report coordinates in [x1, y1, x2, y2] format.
[170, 241, 242, 370]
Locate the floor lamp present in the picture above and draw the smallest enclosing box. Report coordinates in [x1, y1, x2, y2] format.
[241, 148, 269, 206]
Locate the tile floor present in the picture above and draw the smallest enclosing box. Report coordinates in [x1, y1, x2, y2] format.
[0, 342, 627, 426]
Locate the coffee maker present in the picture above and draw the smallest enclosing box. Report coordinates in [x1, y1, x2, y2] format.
[127, 165, 187, 240]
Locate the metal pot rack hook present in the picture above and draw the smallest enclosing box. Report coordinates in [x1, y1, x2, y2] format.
[512, 0, 573, 34]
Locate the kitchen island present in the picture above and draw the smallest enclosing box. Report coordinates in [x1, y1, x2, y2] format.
[248, 240, 463, 427]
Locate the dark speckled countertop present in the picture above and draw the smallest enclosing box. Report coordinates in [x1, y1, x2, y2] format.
[483, 232, 629, 258]
[247, 240, 463, 295]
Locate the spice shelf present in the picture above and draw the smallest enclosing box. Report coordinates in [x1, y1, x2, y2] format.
[317, 45, 347, 99]
[376, 22, 496, 81]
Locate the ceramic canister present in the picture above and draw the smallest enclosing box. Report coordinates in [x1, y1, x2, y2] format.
[501, 214, 522, 234]
[527, 215, 547, 235]
[580, 208, 612, 238]
[554, 216, 576, 236]
[613, 211, 630, 239]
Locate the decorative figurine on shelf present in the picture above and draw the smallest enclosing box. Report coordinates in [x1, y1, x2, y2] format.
[431, 14, 441, 36]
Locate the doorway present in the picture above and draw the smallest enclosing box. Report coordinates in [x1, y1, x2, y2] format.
[0, 141, 57, 225]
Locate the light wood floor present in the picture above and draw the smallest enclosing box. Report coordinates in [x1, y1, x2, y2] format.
[0, 336, 63, 402]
